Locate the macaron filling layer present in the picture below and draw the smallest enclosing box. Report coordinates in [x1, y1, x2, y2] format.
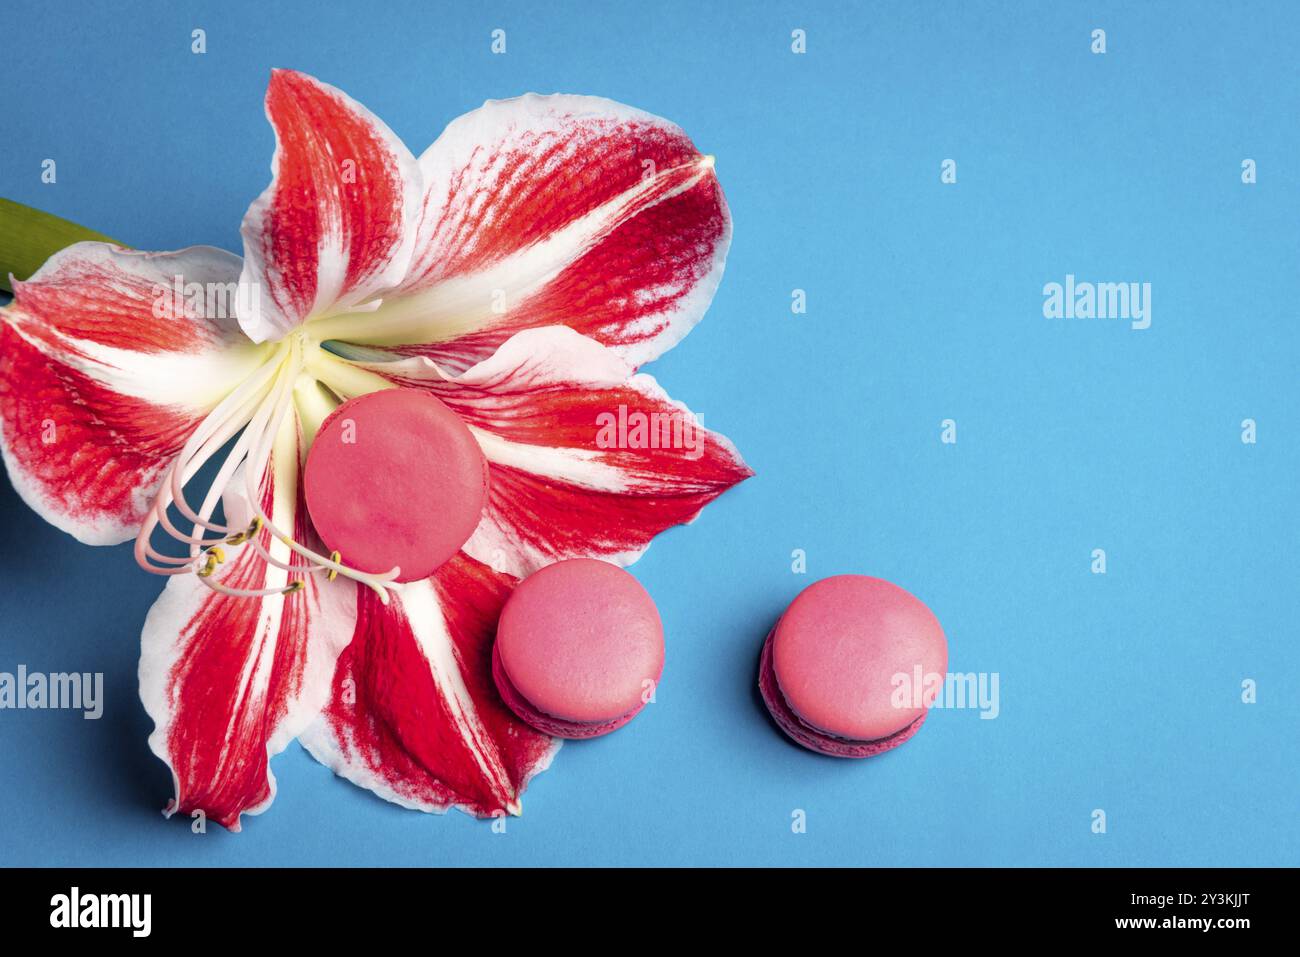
[758, 628, 926, 758]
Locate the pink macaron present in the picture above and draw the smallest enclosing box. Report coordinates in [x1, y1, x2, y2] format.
[492, 558, 665, 739]
[759, 575, 948, 757]
[303, 388, 488, 583]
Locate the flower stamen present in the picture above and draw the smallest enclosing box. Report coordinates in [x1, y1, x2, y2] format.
[133, 336, 403, 603]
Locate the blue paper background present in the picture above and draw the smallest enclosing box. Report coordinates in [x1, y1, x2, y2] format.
[1, 0, 1296, 866]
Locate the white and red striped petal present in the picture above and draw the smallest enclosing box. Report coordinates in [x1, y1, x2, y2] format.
[356, 326, 753, 579]
[139, 422, 355, 831]
[300, 554, 558, 817]
[317, 94, 730, 371]
[237, 69, 422, 343]
[0, 243, 267, 545]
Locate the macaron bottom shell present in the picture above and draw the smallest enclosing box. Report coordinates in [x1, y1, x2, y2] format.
[758, 629, 927, 758]
[491, 642, 646, 739]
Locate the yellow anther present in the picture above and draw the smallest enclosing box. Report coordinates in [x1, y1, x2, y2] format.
[327, 551, 341, 581]
[283, 580, 306, 594]
[226, 517, 263, 546]
[207, 546, 226, 563]
[196, 554, 219, 578]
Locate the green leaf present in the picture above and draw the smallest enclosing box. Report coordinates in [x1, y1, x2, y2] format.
[0, 198, 124, 293]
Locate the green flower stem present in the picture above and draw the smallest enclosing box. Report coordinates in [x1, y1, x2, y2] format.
[0, 198, 123, 293]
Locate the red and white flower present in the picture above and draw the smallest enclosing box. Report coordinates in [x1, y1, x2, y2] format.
[0, 70, 750, 829]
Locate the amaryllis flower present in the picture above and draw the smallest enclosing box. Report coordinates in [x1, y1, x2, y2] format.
[0, 69, 750, 829]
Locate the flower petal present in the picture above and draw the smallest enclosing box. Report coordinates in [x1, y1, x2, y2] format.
[139, 421, 354, 831]
[317, 94, 729, 371]
[356, 326, 753, 579]
[0, 242, 267, 545]
[300, 553, 558, 817]
[237, 69, 422, 343]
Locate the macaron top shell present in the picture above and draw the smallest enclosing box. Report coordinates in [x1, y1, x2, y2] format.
[772, 575, 947, 742]
[496, 558, 664, 725]
[303, 388, 488, 583]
